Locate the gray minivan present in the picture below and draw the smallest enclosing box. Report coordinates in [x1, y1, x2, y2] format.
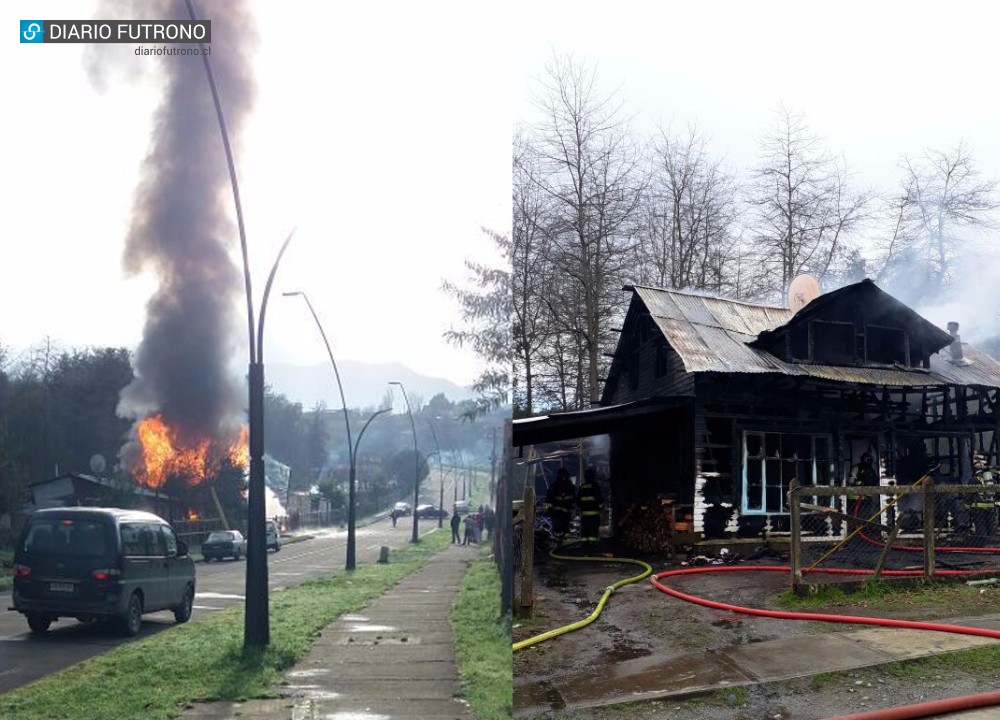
[9, 507, 196, 636]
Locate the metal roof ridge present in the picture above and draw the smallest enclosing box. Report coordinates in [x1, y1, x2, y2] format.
[631, 284, 788, 311]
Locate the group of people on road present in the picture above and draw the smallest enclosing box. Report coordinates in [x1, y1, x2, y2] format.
[544, 466, 604, 545]
[450, 504, 493, 545]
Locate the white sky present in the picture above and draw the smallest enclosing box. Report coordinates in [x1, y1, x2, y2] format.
[515, 1, 1000, 189]
[2, 1, 511, 387]
[513, 0, 1000, 339]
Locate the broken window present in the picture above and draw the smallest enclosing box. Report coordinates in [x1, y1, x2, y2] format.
[811, 321, 855, 365]
[866, 325, 908, 365]
[742, 431, 834, 515]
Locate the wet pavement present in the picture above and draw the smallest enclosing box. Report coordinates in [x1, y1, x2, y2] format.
[181, 543, 479, 720]
[515, 608, 1000, 715]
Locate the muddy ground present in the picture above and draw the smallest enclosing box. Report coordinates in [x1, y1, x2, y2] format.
[513, 548, 1000, 718]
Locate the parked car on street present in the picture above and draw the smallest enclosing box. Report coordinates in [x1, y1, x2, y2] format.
[453, 500, 470, 516]
[266, 520, 281, 552]
[10, 507, 196, 636]
[415, 504, 448, 520]
[202, 530, 246, 562]
[393, 502, 412, 516]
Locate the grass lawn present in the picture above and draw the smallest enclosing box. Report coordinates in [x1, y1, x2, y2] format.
[0, 529, 451, 720]
[777, 577, 1000, 617]
[451, 547, 512, 720]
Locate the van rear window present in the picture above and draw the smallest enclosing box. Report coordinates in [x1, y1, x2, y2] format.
[23, 519, 112, 557]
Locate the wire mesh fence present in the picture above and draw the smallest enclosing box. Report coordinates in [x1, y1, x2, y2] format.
[790, 480, 1000, 589]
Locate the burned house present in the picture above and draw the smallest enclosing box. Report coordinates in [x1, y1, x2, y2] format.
[514, 279, 1000, 545]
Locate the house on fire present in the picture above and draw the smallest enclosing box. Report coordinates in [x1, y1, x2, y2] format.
[513, 279, 1000, 543]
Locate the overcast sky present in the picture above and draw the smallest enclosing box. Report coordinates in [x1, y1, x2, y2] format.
[513, 0, 1000, 339]
[3, 1, 510, 387]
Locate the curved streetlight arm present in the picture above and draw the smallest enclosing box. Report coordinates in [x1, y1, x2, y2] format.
[184, 0, 254, 363]
[282, 290, 353, 466]
[256, 228, 297, 364]
[390, 382, 420, 542]
[354, 408, 391, 461]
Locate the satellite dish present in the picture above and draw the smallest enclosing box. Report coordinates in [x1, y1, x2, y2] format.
[787, 274, 821, 312]
[89, 454, 107, 475]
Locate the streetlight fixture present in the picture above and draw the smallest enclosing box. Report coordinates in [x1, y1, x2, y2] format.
[186, 0, 294, 650]
[283, 290, 359, 568]
[351, 407, 390, 563]
[388, 381, 420, 543]
[426, 420, 445, 529]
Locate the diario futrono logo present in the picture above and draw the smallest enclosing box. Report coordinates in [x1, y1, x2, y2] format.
[20, 20, 44, 43]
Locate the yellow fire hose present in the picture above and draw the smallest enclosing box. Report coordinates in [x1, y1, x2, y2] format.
[513, 546, 652, 652]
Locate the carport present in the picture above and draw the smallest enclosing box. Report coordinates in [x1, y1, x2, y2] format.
[513, 396, 693, 537]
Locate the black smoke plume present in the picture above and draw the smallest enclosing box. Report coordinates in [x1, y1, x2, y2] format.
[95, 1, 257, 462]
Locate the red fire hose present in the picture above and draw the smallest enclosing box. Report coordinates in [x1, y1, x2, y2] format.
[650, 565, 1000, 719]
[852, 499, 1000, 555]
[821, 690, 1000, 720]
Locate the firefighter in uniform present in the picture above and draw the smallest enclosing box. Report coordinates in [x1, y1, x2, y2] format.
[968, 453, 997, 539]
[577, 467, 604, 544]
[848, 451, 879, 526]
[545, 468, 576, 544]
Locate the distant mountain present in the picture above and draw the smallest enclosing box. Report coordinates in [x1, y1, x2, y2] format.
[264, 360, 474, 410]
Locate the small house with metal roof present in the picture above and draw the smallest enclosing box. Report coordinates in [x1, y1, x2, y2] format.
[514, 279, 1000, 543]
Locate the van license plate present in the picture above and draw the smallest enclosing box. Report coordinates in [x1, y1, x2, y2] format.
[50, 582, 74, 592]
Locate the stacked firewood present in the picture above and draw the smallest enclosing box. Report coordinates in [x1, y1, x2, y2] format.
[619, 503, 677, 554]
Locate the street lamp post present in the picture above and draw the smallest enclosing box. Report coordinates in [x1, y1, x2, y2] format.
[186, 0, 294, 650]
[389, 381, 420, 543]
[283, 290, 361, 569]
[351, 407, 390, 564]
[426, 420, 445, 529]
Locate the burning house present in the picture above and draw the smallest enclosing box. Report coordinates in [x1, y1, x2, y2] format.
[513, 279, 1000, 548]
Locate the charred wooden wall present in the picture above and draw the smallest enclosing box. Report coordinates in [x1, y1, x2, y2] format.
[603, 312, 693, 404]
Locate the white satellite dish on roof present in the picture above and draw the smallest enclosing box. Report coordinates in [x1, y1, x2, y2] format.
[89, 454, 107, 475]
[787, 274, 821, 312]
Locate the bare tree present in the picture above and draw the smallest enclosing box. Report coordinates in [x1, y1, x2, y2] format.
[529, 54, 643, 407]
[441, 229, 512, 417]
[877, 141, 1000, 298]
[636, 123, 741, 294]
[748, 104, 874, 295]
[512, 128, 551, 416]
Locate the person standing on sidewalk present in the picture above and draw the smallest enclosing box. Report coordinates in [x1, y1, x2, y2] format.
[463, 514, 475, 545]
[450, 508, 461, 543]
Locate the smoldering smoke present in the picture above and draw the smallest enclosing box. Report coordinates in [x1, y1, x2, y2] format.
[90, 1, 258, 461]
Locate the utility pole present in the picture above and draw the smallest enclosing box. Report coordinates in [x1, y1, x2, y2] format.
[490, 427, 497, 507]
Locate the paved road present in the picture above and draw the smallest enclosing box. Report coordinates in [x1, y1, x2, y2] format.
[0, 515, 425, 696]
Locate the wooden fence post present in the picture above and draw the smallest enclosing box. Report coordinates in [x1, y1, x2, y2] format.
[789, 480, 802, 592]
[519, 483, 536, 617]
[923, 477, 936, 578]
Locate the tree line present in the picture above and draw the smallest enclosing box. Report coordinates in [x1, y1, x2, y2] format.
[513, 54, 1000, 416]
[0, 340, 498, 540]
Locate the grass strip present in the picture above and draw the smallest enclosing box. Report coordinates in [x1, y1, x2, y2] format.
[777, 577, 1000, 613]
[451, 547, 512, 720]
[0, 529, 450, 720]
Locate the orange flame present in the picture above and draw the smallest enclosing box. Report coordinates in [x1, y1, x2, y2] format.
[132, 415, 248, 490]
[227, 426, 250, 469]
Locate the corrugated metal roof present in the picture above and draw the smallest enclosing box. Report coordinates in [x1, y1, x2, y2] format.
[632, 284, 1000, 389]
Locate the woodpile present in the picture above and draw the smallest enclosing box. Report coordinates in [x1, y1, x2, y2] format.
[620, 502, 694, 554]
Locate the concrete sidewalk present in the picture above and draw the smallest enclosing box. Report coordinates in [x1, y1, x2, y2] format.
[183, 543, 480, 720]
[515, 611, 1000, 715]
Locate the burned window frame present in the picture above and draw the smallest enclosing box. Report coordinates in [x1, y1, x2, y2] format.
[741, 430, 835, 516]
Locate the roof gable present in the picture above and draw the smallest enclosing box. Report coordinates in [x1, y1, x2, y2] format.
[749, 279, 954, 359]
